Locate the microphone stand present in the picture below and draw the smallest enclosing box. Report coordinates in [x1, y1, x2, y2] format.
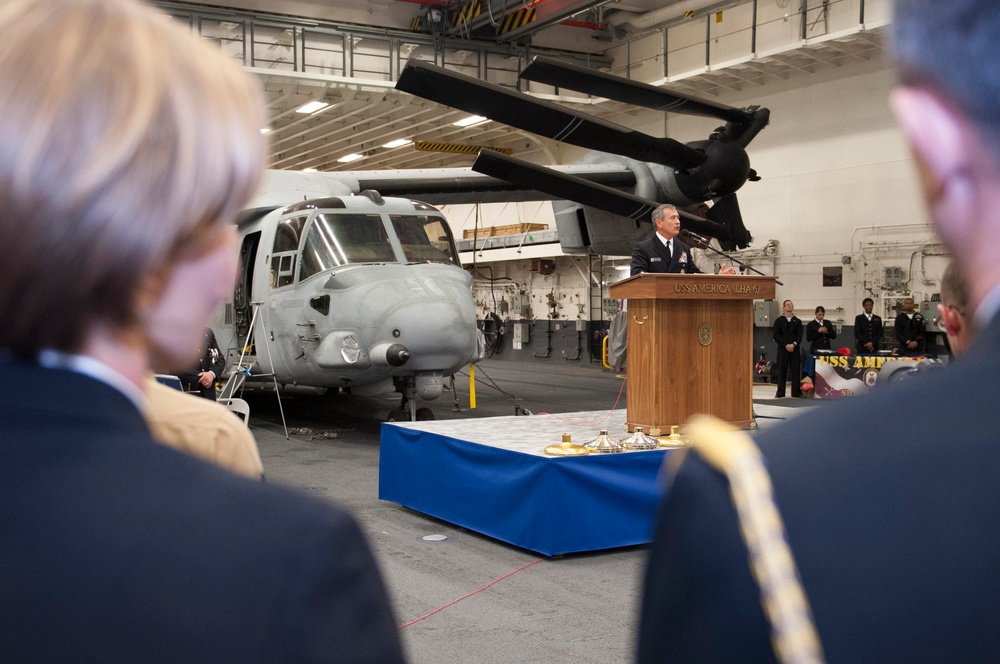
[680, 230, 783, 286]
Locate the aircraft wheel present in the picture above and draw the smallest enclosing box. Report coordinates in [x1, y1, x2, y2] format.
[416, 407, 435, 421]
[386, 409, 408, 422]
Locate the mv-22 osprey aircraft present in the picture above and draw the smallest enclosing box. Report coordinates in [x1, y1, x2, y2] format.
[215, 56, 769, 421]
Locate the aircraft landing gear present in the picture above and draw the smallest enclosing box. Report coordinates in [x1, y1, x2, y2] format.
[385, 403, 434, 422]
[387, 374, 443, 422]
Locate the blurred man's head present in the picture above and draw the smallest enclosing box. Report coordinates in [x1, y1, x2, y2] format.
[890, 0, 1000, 311]
[862, 298, 874, 315]
[938, 261, 974, 356]
[0, 0, 267, 370]
[902, 297, 915, 314]
[815, 306, 825, 320]
[783, 300, 794, 316]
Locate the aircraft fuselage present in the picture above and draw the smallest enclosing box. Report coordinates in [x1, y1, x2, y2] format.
[213, 194, 479, 402]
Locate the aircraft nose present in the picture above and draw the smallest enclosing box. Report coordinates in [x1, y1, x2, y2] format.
[384, 298, 476, 371]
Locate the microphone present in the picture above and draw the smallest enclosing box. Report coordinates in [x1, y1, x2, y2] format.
[678, 229, 711, 249]
[678, 229, 783, 285]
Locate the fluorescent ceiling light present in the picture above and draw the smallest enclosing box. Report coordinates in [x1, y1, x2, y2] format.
[614, 265, 631, 271]
[337, 153, 364, 163]
[302, 167, 318, 172]
[260, 127, 271, 134]
[453, 115, 488, 127]
[295, 100, 330, 114]
[382, 138, 413, 149]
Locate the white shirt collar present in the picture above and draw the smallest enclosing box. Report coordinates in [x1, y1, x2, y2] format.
[975, 281, 1000, 329]
[36, 350, 148, 411]
[655, 232, 673, 248]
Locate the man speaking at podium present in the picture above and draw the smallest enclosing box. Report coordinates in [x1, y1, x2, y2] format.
[630, 204, 702, 276]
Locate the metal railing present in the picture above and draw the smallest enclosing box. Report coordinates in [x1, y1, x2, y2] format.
[601, 0, 888, 84]
[152, 0, 610, 87]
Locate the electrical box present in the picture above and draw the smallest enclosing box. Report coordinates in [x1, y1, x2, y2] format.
[920, 300, 942, 333]
[512, 323, 529, 344]
[884, 266, 904, 288]
[754, 300, 779, 327]
[530, 259, 556, 275]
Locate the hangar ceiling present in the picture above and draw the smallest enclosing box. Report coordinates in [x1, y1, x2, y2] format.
[156, 0, 888, 173]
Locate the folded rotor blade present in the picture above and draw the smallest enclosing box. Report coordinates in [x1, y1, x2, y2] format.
[397, 61, 706, 171]
[474, 150, 653, 220]
[472, 150, 729, 239]
[706, 193, 752, 250]
[521, 56, 752, 124]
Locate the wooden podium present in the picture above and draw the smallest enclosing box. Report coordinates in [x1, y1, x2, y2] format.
[609, 274, 777, 432]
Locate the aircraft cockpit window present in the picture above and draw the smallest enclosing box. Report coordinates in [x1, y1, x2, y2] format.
[273, 216, 306, 252]
[271, 253, 296, 288]
[389, 215, 459, 265]
[299, 213, 393, 282]
[270, 215, 307, 289]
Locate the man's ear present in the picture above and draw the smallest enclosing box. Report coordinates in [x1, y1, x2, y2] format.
[936, 303, 962, 338]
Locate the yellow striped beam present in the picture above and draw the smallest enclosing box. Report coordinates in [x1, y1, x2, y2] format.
[413, 142, 512, 156]
[497, 7, 536, 35]
[453, 0, 481, 27]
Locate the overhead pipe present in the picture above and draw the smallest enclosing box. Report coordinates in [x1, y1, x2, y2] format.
[604, 0, 723, 32]
[459, 0, 612, 40]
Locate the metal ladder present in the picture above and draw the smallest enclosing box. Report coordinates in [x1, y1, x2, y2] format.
[219, 302, 289, 439]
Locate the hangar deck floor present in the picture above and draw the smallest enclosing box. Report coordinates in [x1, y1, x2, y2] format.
[242, 360, 827, 664]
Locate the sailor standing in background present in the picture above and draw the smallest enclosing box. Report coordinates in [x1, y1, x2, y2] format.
[895, 296, 926, 355]
[806, 305, 837, 354]
[772, 299, 803, 398]
[854, 297, 884, 354]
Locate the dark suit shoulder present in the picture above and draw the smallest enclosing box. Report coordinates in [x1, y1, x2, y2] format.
[0, 366, 405, 663]
[753, 351, 1000, 661]
[638, 453, 777, 663]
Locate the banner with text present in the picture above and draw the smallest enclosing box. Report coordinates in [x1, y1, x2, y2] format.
[813, 355, 924, 399]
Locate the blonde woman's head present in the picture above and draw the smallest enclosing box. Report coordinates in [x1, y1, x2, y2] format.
[0, 0, 267, 358]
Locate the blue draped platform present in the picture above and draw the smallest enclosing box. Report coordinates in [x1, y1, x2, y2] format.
[378, 411, 681, 556]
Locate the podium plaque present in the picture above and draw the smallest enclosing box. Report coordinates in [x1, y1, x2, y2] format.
[609, 274, 777, 432]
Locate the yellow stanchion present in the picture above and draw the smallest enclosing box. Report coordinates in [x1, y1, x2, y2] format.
[469, 363, 477, 409]
[601, 336, 612, 370]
